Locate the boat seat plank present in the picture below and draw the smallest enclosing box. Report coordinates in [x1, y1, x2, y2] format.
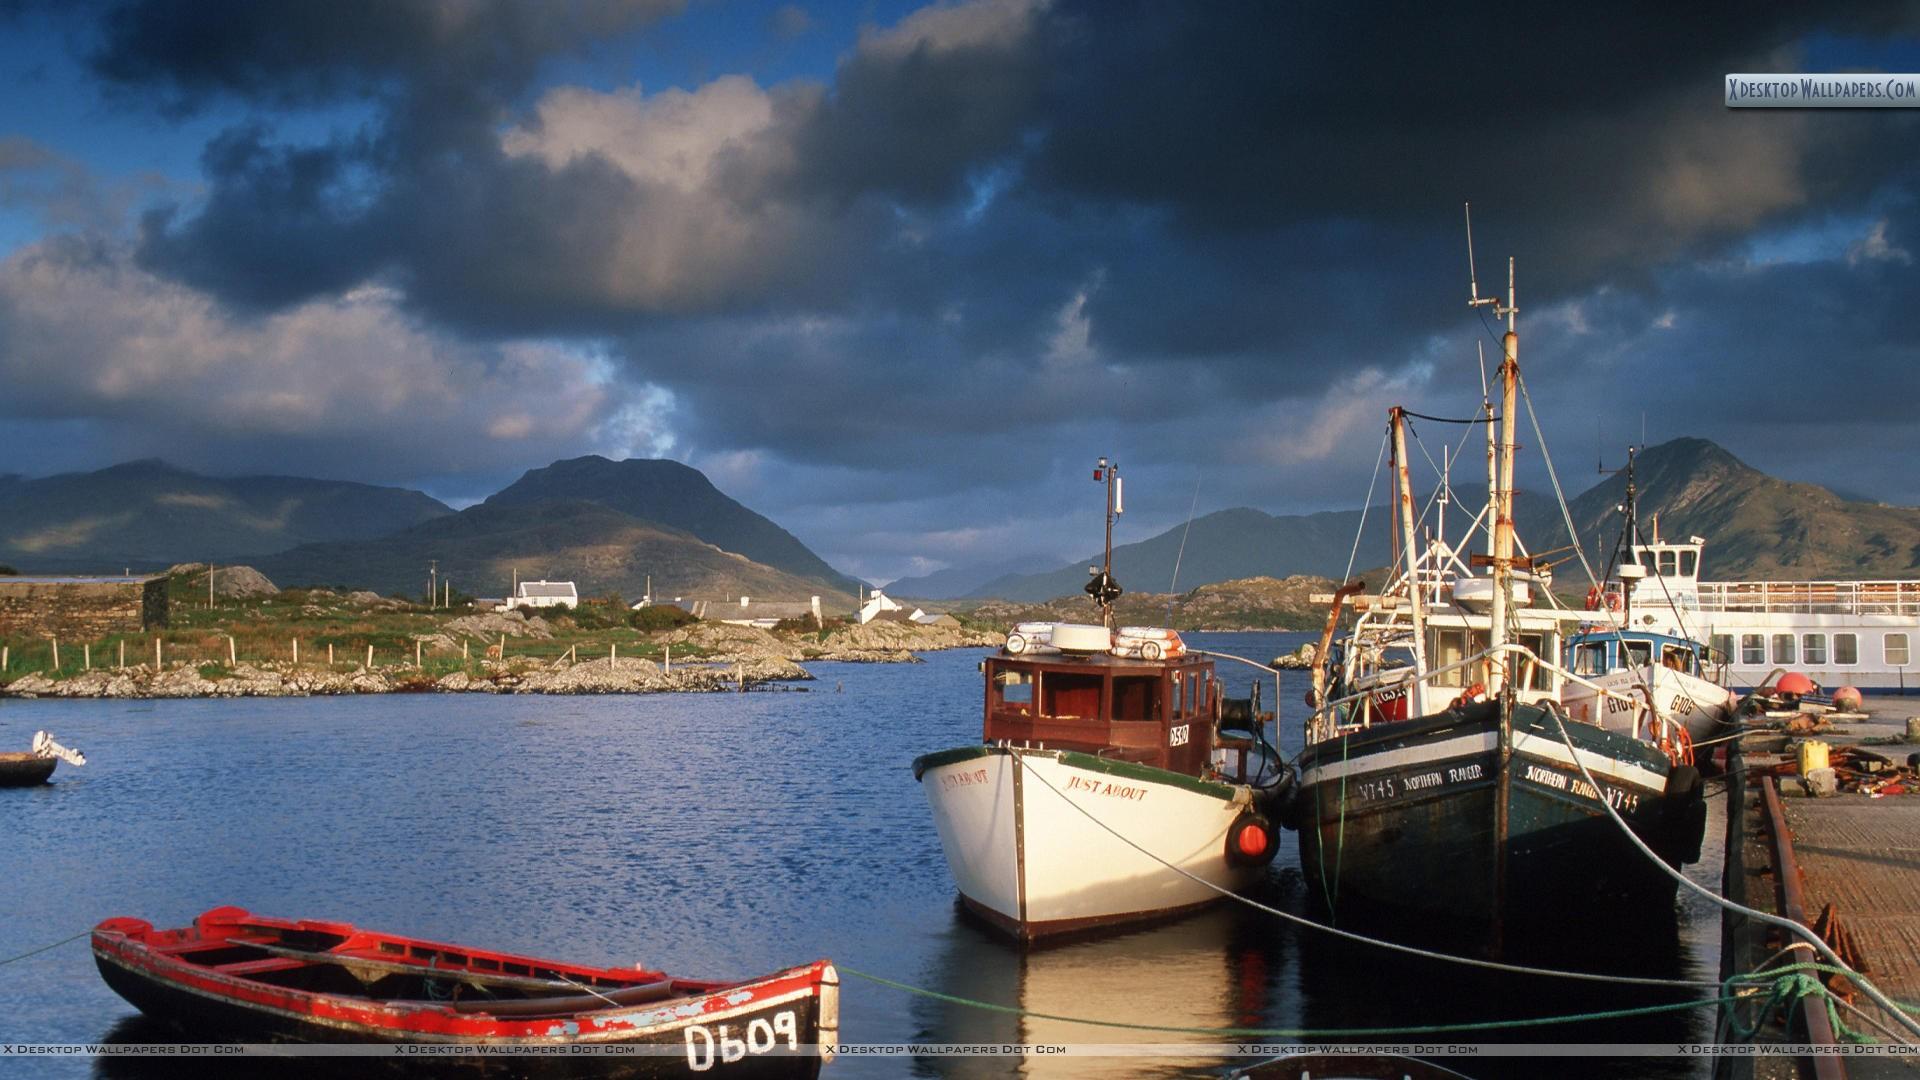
[385, 979, 679, 1017]
[150, 935, 280, 956]
[247, 942, 624, 993]
[212, 957, 312, 977]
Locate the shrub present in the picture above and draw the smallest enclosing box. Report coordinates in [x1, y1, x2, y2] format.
[630, 604, 698, 632]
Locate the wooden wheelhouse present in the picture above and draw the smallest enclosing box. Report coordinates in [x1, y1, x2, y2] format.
[981, 651, 1220, 776]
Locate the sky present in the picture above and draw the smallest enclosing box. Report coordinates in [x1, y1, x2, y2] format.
[1, 1, 1917, 586]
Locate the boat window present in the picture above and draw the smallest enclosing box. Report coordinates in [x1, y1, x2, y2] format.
[1640, 552, 1657, 576]
[1680, 550, 1698, 576]
[1772, 634, 1796, 665]
[1741, 634, 1764, 665]
[1042, 672, 1104, 720]
[1888, 633, 1910, 667]
[1188, 673, 1202, 717]
[1624, 641, 1653, 668]
[1572, 642, 1608, 677]
[1518, 632, 1553, 690]
[1661, 645, 1693, 674]
[1710, 635, 1733, 664]
[1173, 673, 1185, 717]
[1431, 629, 1467, 687]
[1835, 633, 1859, 666]
[1802, 634, 1827, 666]
[1658, 550, 1677, 576]
[1111, 675, 1161, 722]
[993, 669, 1034, 713]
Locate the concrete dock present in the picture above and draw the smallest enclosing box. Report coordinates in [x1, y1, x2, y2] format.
[1724, 696, 1920, 1079]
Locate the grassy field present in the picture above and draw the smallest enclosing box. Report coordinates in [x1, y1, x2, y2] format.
[0, 576, 723, 685]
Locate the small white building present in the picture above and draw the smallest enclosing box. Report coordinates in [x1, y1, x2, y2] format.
[503, 580, 578, 610]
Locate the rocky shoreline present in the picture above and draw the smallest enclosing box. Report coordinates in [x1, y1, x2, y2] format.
[0, 619, 1004, 700]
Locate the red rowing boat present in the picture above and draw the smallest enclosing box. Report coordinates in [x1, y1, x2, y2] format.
[93, 907, 838, 1076]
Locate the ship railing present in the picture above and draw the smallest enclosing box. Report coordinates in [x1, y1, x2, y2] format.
[1310, 642, 1680, 749]
[1694, 579, 1920, 616]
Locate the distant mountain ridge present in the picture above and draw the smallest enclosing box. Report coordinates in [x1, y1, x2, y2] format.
[258, 498, 851, 603]
[953, 438, 1920, 603]
[0, 460, 450, 571]
[484, 456, 865, 595]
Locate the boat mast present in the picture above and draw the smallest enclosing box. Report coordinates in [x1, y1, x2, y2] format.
[1391, 407, 1430, 716]
[1619, 447, 1637, 626]
[1467, 205, 1519, 699]
[1087, 456, 1124, 629]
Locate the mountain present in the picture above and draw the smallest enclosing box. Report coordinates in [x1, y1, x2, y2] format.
[969, 437, 1920, 605]
[0, 460, 451, 572]
[967, 493, 1562, 603]
[1523, 437, 1920, 580]
[968, 574, 1337, 631]
[258, 499, 854, 604]
[885, 554, 1065, 600]
[484, 456, 864, 594]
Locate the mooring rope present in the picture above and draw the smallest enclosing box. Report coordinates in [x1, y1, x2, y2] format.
[1011, 749, 1719, 989]
[838, 964, 1731, 1038]
[0, 928, 92, 968]
[1544, 706, 1920, 1041]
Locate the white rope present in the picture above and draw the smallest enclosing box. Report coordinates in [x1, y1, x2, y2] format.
[1011, 748, 1718, 989]
[1544, 704, 1920, 1041]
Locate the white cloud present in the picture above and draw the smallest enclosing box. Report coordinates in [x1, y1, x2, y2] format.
[1847, 218, 1913, 266]
[0, 238, 671, 477]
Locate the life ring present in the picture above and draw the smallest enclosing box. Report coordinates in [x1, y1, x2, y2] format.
[1584, 586, 1603, 611]
[1604, 591, 1621, 612]
[1642, 713, 1694, 767]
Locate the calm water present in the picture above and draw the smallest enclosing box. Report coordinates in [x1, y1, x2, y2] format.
[1, 633, 1723, 1078]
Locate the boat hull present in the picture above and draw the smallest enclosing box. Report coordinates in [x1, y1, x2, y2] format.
[1293, 702, 1703, 945]
[914, 746, 1265, 941]
[91, 910, 836, 1078]
[1561, 666, 1735, 743]
[0, 752, 57, 787]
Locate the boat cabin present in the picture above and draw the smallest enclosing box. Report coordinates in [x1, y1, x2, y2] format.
[1566, 630, 1708, 679]
[982, 650, 1218, 775]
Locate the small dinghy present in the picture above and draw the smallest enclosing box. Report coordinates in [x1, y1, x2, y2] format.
[93, 907, 839, 1076]
[0, 731, 84, 787]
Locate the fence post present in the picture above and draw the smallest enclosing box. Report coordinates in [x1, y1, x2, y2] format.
[328, 643, 335, 666]
[293, 638, 299, 664]
[463, 640, 469, 661]
[51, 637, 59, 671]
[366, 644, 374, 669]
[119, 640, 125, 670]
[228, 636, 236, 665]
[499, 634, 506, 660]
[610, 642, 616, 664]
[2, 644, 8, 672]
[415, 639, 422, 667]
[84, 643, 91, 671]
[665, 644, 670, 673]
[154, 638, 162, 670]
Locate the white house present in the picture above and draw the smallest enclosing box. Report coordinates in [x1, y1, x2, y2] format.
[503, 580, 579, 610]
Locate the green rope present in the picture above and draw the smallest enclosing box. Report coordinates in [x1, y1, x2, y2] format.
[839, 964, 1728, 1039]
[0, 928, 91, 967]
[1722, 962, 1901, 1045]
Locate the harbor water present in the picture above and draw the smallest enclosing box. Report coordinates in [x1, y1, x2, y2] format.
[1, 632, 1724, 1078]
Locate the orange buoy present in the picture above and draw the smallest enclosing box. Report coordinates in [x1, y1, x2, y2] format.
[1833, 686, 1864, 711]
[1775, 672, 1815, 697]
[1235, 821, 1269, 858]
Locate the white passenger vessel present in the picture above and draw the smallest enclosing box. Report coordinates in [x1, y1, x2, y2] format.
[1597, 524, 1919, 693]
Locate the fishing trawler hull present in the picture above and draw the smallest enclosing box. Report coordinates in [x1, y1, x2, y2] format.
[1293, 702, 1704, 945]
[1562, 665, 1735, 744]
[914, 745, 1271, 941]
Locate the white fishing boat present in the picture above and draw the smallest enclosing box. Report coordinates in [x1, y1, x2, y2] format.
[913, 459, 1288, 941]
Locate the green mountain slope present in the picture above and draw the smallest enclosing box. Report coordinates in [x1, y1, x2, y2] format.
[484, 456, 864, 594]
[0, 460, 451, 571]
[257, 499, 855, 604]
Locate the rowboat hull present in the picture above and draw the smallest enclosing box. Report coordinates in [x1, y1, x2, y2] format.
[914, 745, 1266, 941]
[92, 908, 836, 1077]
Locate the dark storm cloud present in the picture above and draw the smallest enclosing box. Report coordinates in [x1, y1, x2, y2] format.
[13, 0, 1920, 578]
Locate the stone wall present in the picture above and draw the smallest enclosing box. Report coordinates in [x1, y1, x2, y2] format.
[0, 578, 169, 639]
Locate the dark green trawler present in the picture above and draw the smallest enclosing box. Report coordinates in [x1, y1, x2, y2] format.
[1288, 249, 1707, 952]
